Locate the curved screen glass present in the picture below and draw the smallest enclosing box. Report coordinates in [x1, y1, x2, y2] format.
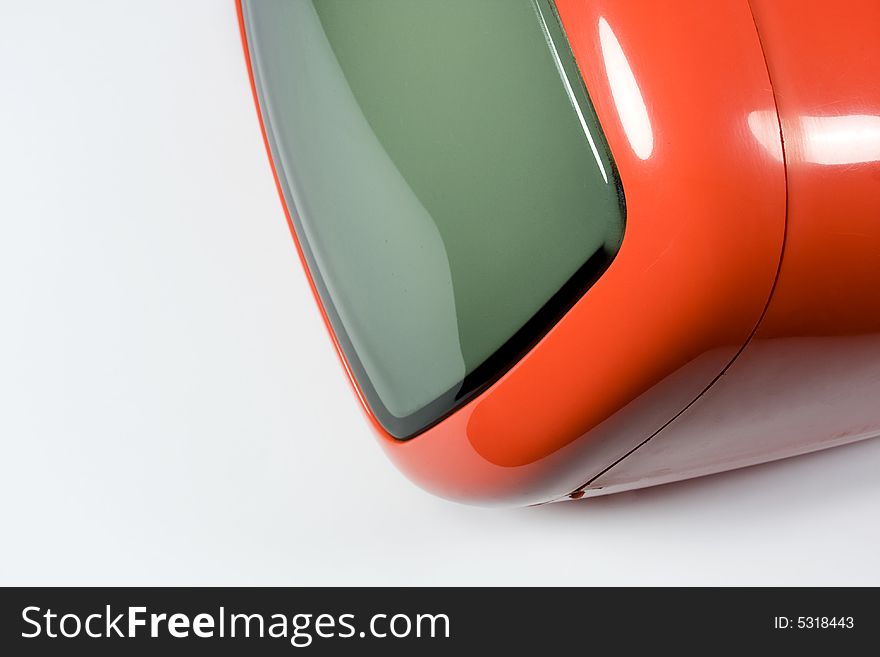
[241, 0, 625, 438]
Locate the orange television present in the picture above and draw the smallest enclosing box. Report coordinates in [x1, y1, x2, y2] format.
[237, 0, 880, 505]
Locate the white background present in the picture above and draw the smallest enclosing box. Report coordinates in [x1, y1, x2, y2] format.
[2, 0, 879, 586]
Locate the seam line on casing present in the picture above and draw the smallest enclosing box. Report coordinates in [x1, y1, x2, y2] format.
[571, 0, 791, 495]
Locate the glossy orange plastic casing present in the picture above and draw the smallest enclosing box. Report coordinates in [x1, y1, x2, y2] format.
[749, 0, 880, 340]
[584, 0, 880, 496]
[237, 1, 790, 505]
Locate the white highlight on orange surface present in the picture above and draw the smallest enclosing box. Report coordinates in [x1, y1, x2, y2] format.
[801, 114, 880, 165]
[748, 110, 880, 166]
[598, 17, 653, 160]
[747, 109, 783, 162]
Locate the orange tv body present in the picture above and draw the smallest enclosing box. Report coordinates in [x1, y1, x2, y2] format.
[237, 0, 880, 505]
